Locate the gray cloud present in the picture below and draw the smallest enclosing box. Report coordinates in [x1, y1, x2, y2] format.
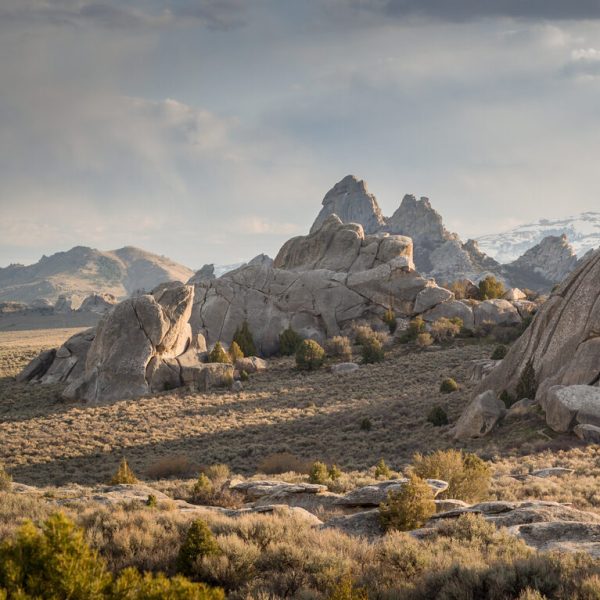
[0, 0, 246, 30]
[348, 0, 600, 22]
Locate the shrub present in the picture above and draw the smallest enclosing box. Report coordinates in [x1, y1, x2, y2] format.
[374, 458, 392, 479]
[416, 332, 433, 348]
[491, 344, 508, 360]
[0, 464, 11, 492]
[145, 494, 157, 508]
[295, 340, 325, 370]
[439, 378, 459, 393]
[429, 318, 461, 343]
[232, 321, 257, 357]
[0, 513, 111, 599]
[379, 473, 436, 532]
[208, 342, 231, 364]
[146, 455, 194, 480]
[191, 473, 213, 503]
[353, 324, 378, 346]
[110, 459, 138, 485]
[258, 452, 310, 475]
[361, 337, 385, 364]
[500, 389, 517, 408]
[176, 519, 221, 577]
[240, 370, 249, 382]
[326, 336, 352, 361]
[401, 317, 426, 343]
[412, 449, 491, 502]
[328, 464, 342, 481]
[279, 326, 302, 356]
[478, 275, 505, 300]
[360, 417, 372, 431]
[328, 574, 369, 600]
[229, 341, 244, 363]
[383, 308, 397, 334]
[308, 461, 329, 484]
[426, 406, 449, 426]
[202, 464, 231, 485]
[516, 359, 538, 400]
[112, 567, 224, 600]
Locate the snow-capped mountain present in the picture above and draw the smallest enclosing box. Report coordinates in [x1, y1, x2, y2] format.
[477, 212, 600, 264]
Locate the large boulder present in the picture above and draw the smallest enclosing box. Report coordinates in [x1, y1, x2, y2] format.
[413, 284, 454, 314]
[59, 283, 196, 402]
[421, 299, 475, 330]
[276, 214, 413, 273]
[78, 293, 117, 314]
[453, 390, 506, 440]
[473, 299, 521, 327]
[544, 385, 600, 433]
[334, 479, 448, 507]
[471, 249, 600, 406]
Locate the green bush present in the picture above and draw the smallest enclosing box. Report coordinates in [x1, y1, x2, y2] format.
[426, 406, 449, 426]
[295, 339, 325, 370]
[229, 341, 244, 363]
[279, 326, 302, 356]
[145, 494, 157, 508]
[401, 317, 426, 343]
[478, 275, 505, 300]
[308, 461, 329, 484]
[0, 513, 110, 599]
[374, 458, 392, 479]
[110, 459, 138, 485]
[112, 568, 224, 600]
[383, 308, 397, 334]
[361, 337, 385, 364]
[328, 464, 342, 481]
[379, 473, 436, 532]
[232, 321, 257, 357]
[516, 359, 538, 400]
[439, 378, 458, 393]
[240, 370, 249, 382]
[500, 389, 517, 408]
[491, 344, 508, 360]
[0, 464, 11, 492]
[208, 342, 231, 364]
[412, 449, 491, 502]
[360, 417, 372, 431]
[176, 519, 221, 577]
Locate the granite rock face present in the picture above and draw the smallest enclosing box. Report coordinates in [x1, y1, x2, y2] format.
[453, 390, 506, 440]
[469, 249, 600, 429]
[310, 175, 386, 235]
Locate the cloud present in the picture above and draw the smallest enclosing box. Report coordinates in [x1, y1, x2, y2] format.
[342, 0, 600, 22]
[0, 0, 247, 31]
[564, 46, 600, 78]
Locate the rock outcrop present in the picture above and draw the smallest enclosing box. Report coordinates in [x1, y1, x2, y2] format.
[275, 214, 413, 273]
[453, 390, 506, 440]
[463, 249, 600, 435]
[310, 175, 386, 235]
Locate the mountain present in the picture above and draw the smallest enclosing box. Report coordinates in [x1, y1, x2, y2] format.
[0, 246, 194, 304]
[477, 212, 600, 263]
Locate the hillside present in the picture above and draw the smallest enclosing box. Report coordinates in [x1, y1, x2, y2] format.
[477, 211, 600, 263]
[0, 246, 194, 304]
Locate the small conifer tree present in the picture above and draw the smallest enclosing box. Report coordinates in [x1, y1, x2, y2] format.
[232, 321, 257, 357]
[208, 342, 231, 364]
[229, 341, 244, 363]
[110, 458, 138, 485]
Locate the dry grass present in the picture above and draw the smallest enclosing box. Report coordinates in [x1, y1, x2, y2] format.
[2, 328, 598, 517]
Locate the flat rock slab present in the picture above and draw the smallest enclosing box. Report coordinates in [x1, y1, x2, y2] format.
[331, 362, 360, 375]
[510, 521, 600, 557]
[229, 480, 328, 501]
[531, 467, 575, 478]
[322, 509, 384, 538]
[335, 478, 448, 507]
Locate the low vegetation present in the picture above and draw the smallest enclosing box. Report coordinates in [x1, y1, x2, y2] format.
[208, 342, 230, 364]
[379, 473, 436, 531]
[110, 459, 138, 485]
[326, 335, 352, 361]
[478, 275, 505, 300]
[278, 326, 302, 356]
[232, 321, 257, 358]
[361, 337, 385, 364]
[439, 377, 459, 393]
[295, 339, 325, 370]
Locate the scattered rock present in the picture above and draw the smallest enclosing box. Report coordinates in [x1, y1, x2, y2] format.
[335, 479, 448, 507]
[503, 288, 526, 301]
[531, 468, 574, 478]
[473, 299, 521, 327]
[235, 356, 268, 374]
[544, 385, 600, 433]
[322, 509, 384, 538]
[229, 480, 328, 501]
[574, 423, 600, 443]
[505, 398, 538, 419]
[330, 362, 359, 375]
[413, 284, 454, 314]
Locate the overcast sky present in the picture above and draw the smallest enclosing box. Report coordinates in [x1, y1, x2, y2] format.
[1, 1, 600, 268]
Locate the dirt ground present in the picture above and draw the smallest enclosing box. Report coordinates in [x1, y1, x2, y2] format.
[1, 328, 575, 488]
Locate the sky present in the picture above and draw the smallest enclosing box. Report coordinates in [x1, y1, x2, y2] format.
[1, 1, 600, 269]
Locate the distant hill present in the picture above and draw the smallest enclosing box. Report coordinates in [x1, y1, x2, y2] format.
[0, 246, 195, 304]
[477, 212, 600, 263]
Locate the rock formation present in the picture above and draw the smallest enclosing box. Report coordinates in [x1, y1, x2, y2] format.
[310, 175, 385, 235]
[459, 248, 600, 436]
[190, 216, 441, 355]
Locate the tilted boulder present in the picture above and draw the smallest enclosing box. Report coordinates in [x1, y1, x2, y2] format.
[471, 249, 600, 407]
[473, 299, 522, 327]
[453, 390, 506, 440]
[78, 293, 117, 314]
[544, 385, 600, 433]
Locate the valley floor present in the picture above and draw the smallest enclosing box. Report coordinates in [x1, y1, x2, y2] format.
[0, 328, 590, 496]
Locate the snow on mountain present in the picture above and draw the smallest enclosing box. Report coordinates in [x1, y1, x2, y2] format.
[477, 212, 600, 264]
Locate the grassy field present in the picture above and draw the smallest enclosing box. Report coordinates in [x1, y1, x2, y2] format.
[0, 328, 583, 490]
